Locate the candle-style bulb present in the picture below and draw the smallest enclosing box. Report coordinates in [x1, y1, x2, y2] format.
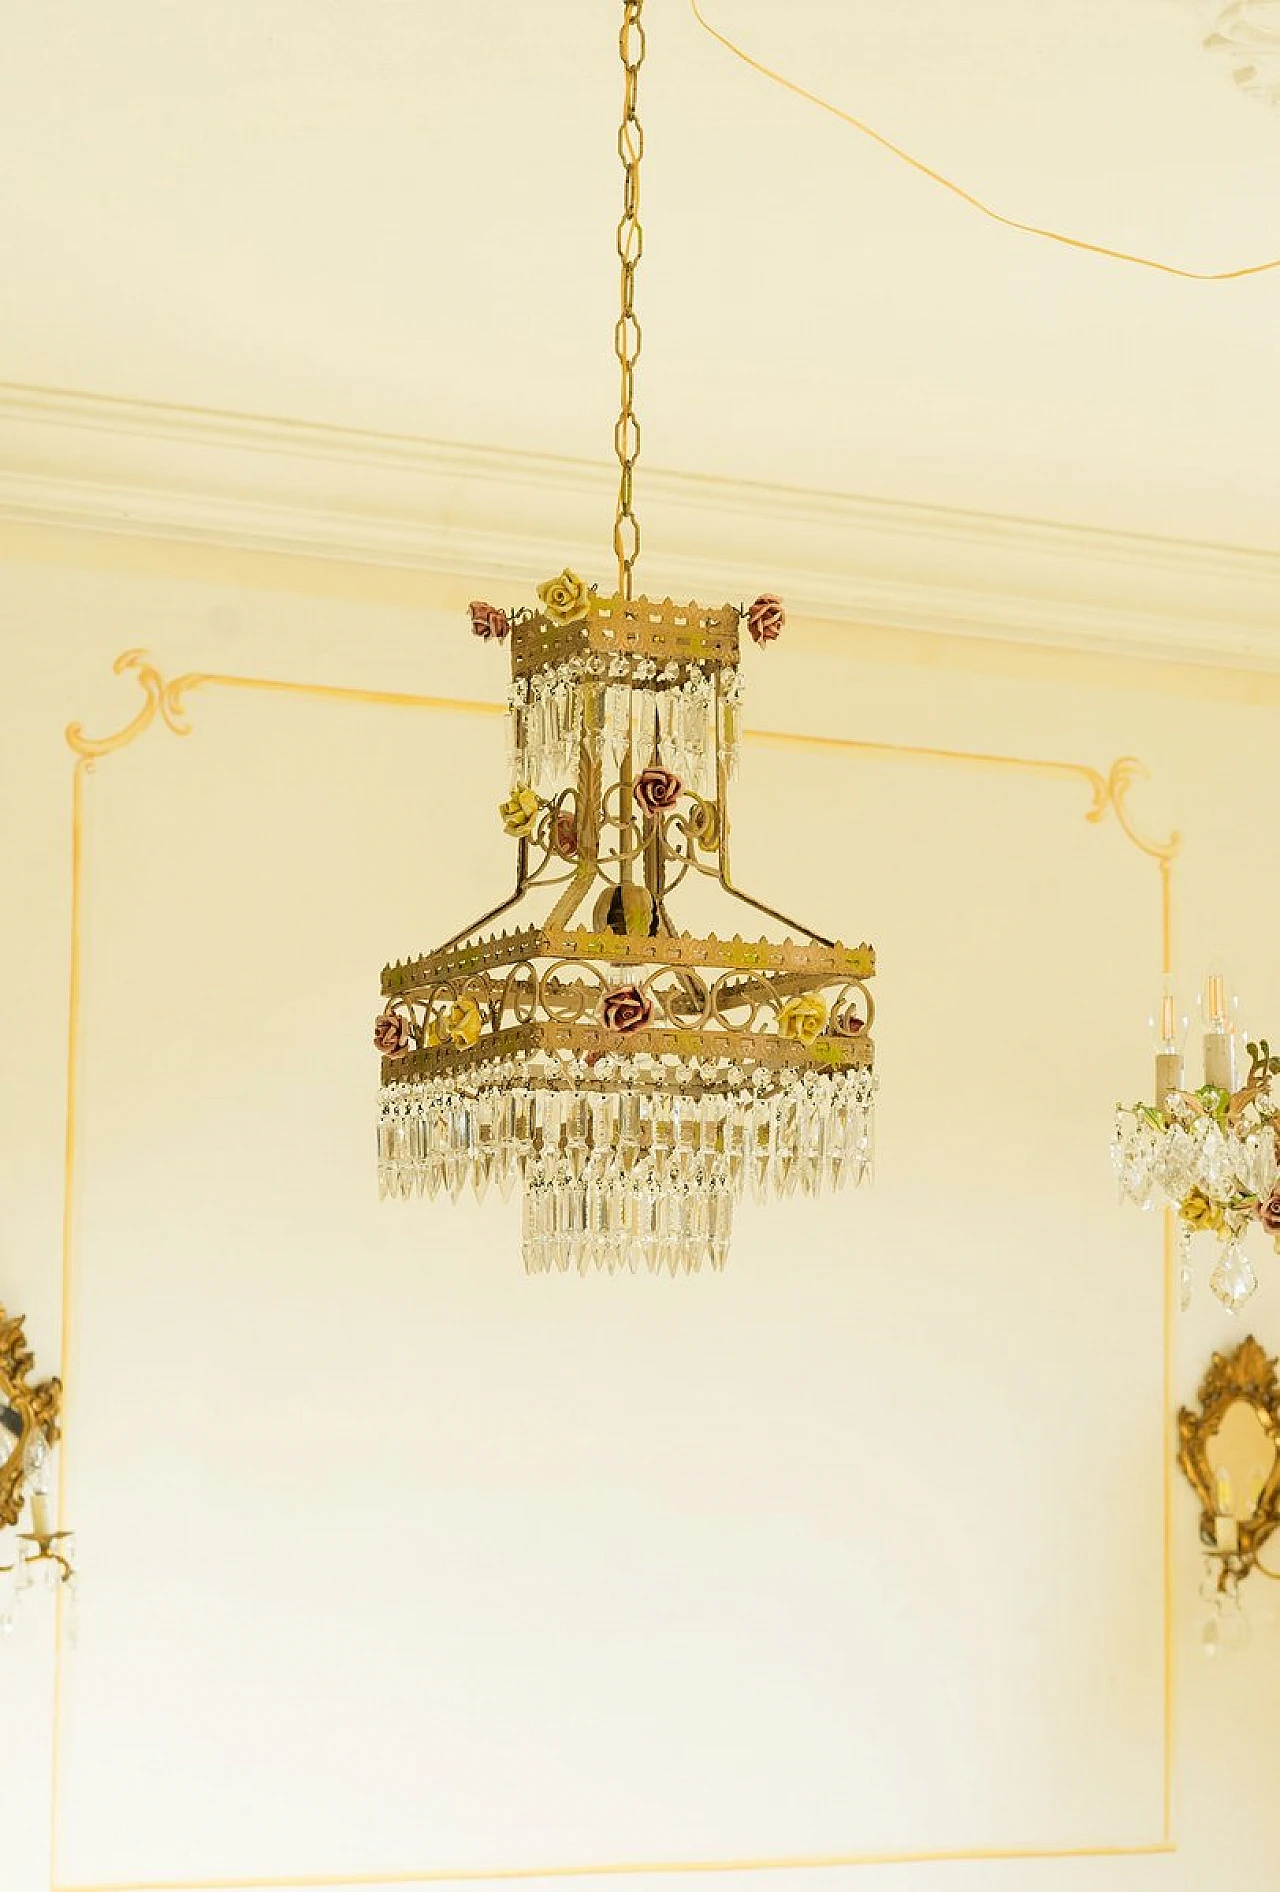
[1150, 982, 1187, 1109]
[1201, 969, 1233, 1035]
[1200, 965, 1238, 1092]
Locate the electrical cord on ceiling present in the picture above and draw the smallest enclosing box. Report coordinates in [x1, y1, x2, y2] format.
[690, 0, 1280, 283]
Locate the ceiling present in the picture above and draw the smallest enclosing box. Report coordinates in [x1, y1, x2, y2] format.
[1, 0, 1277, 551]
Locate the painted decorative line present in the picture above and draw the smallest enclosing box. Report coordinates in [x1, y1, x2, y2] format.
[1094, 756, 1181, 864]
[64, 649, 192, 762]
[53, 648, 1181, 1877]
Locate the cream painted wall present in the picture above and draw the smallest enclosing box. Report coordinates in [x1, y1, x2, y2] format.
[2, 521, 1280, 1892]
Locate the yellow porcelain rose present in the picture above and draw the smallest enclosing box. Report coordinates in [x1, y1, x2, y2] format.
[500, 786, 540, 838]
[536, 568, 591, 626]
[688, 795, 721, 851]
[1179, 1188, 1225, 1234]
[777, 992, 828, 1046]
[445, 997, 484, 1048]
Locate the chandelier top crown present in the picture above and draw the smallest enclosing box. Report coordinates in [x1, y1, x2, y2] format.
[511, 593, 741, 681]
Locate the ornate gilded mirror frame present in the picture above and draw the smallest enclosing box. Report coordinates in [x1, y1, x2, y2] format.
[1178, 1335, 1280, 1588]
[0, 1305, 61, 1532]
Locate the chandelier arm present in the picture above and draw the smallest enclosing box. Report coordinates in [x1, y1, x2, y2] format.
[426, 688, 542, 951]
[719, 875, 835, 950]
[429, 873, 527, 958]
[544, 868, 599, 932]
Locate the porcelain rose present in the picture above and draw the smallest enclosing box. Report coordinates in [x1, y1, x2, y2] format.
[536, 569, 591, 626]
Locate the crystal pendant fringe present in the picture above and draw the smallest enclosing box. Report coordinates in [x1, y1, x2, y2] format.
[379, 1060, 875, 1275]
[509, 664, 729, 797]
[1112, 1104, 1266, 1310]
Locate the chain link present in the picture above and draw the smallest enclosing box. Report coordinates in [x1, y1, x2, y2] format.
[613, 0, 645, 602]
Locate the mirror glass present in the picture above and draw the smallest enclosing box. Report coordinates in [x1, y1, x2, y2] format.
[1206, 1396, 1277, 1522]
[0, 1392, 22, 1471]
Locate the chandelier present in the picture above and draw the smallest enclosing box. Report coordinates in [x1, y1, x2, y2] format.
[1112, 972, 1280, 1312]
[373, 0, 876, 1275]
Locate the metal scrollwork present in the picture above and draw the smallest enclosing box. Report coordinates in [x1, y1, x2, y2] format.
[0, 1307, 61, 1533]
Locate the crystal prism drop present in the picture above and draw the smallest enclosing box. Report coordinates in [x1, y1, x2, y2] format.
[1209, 1241, 1258, 1313]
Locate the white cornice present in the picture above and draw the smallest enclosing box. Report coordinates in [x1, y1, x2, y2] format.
[0, 379, 1277, 669]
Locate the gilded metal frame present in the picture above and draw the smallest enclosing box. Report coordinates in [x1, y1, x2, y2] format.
[1178, 1335, 1280, 1582]
[380, 928, 875, 1085]
[49, 647, 1181, 1891]
[405, 591, 874, 1116]
[0, 1304, 60, 1531]
[510, 595, 741, 676]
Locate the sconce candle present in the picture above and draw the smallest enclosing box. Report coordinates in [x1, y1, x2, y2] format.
[1213, 1467, 1240, 1553]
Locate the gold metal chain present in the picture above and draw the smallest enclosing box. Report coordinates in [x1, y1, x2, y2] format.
[613, 0, 645, 602]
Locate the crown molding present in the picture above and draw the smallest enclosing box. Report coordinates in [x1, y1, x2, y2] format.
[0, 379, 1277, 670]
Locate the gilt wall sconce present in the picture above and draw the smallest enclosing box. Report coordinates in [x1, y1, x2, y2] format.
[0, 1304, 75, 1637]
[1178, 1334, 1280, 1652]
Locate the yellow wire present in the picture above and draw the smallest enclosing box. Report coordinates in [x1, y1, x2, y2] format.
[690, 0, 1280, 283]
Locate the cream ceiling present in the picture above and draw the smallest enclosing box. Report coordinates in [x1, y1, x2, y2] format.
[0, 0, 1277, 551]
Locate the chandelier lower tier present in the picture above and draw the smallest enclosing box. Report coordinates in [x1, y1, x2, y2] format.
[375, 586, 877, 1274]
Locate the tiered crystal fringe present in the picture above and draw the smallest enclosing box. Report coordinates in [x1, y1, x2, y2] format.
[509, 667, 738, 796]
[379, 1062, 875, 1275]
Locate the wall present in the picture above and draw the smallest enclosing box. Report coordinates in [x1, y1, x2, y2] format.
[2, 518, 1279, 1892]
